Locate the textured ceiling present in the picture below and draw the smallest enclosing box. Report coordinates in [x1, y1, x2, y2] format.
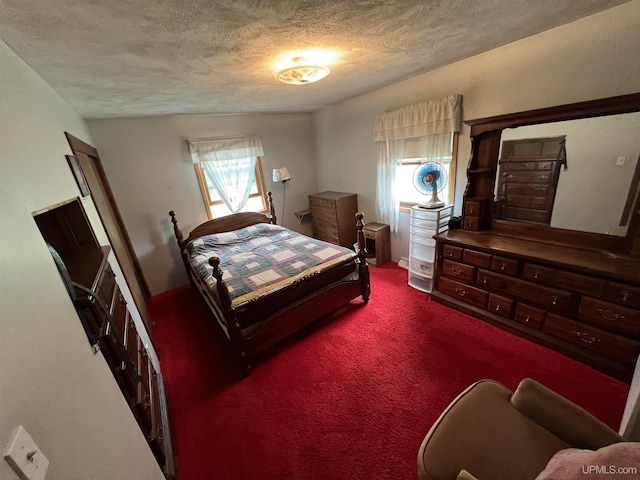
[0, 0, 632, 118]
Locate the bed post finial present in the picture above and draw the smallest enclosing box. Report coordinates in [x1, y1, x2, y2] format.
[169, 210, 185, 249]
[267, 191, 276, 225]
[209, 256, 233, 311]
[355, 211, 371, 304]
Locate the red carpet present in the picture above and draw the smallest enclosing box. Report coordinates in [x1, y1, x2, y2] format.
[150, 263, 629, 480]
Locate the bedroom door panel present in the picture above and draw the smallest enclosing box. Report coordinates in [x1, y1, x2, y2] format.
[65, 132, 153, 337]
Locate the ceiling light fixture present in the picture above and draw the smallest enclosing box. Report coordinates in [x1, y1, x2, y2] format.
[276, 57, 330, 85]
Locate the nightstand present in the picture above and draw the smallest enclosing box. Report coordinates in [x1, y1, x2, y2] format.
[362, 222, 391, 267]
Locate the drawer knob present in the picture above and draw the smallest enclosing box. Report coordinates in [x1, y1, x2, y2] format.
[533, 271, 540, 280]
[574, 331, 600, 345]
[551, 296, 558, 306]
[452, 267, 464, 276]
[495, 304, 501, 311]
[596, 309, 623, 322]
[500, 263, 506, 271]
[467, 223, 473, 228]
[524, 315, 531, 323]
[621, 291, 630, 302]
[482, 277, 488, 285]
[454, 288, 468, 297]
[420, 264, 429, 272]
[468, 208, 475, 214]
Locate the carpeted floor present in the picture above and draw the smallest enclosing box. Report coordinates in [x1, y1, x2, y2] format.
[150, 262, 629, 480]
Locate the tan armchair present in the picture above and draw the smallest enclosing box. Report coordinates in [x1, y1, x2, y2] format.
[417, 378, 623, 480]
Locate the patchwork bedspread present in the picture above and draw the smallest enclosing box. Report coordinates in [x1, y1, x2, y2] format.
[186, 223, 357, 307]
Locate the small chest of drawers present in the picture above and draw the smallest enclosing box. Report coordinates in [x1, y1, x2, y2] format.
[309, 191, 358, 248]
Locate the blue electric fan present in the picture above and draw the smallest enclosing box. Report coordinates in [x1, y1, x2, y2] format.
[413, 162, 447, 209]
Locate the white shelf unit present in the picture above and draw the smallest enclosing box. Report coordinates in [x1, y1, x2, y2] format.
[408, 205, 453, 293]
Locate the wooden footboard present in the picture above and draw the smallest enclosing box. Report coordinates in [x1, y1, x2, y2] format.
[169, 207, 370, 376]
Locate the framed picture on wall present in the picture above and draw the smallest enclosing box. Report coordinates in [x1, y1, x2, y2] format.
[65, 154, 90, 197]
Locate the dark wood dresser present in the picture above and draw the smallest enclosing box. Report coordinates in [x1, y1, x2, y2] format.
[433, 230, 640, 380]
[309, 191, 358, 248]
[65, 246, 175, 478]
[433, 93, 640, 382]
[494, 136, 564, 224]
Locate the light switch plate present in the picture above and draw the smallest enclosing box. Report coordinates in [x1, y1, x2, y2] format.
[4, 425, 49, 480]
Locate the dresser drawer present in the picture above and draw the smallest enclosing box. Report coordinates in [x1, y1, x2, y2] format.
[514, 303, 546, 330]
[530, 197, 547, 210]
[310, 206, 337, 222]
[110, 286, 128, 337]
[442, 259, 475, 283]
[536, 161, 554, 170]
[125, 313, 139, 371]
[505, 206, 548, 223]
[544, 314, 640, 365]
[503, 161, 537, 171]
[463, 249, 491, 268]
[490, 255, 519, 276]
[463, 216, 480, 230]
[439, 277, 488, 309]
[309, 196, 335, 209]
[506, 194, 534, 208]
[442, 245, 463, 261]
[464, 201, 481, 217]
[578, 297, 640, 336]
[601, 282, 640, 309]
[504, 171, 552, 184]
[363, 229, 376, 240]
[311, 217, 338, 235]
[313, 231, 339, 245]
[488, 293, 513, 319]
[506, 183, 549, 196]
[477, 270, 571, 313]
[522, 263, 604, 297]
[95, 263, 116, 310]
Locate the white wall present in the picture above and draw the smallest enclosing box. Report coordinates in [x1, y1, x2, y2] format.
[0, 41, 163, 480]
[86, 113, 317, 295]
[312, 0, 640, 262]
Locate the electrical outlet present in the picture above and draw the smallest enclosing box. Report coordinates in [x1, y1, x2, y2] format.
[3, 426, 49, 480]
[616, 156, 626, 166]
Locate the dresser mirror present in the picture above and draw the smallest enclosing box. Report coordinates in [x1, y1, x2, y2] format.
[463, 92, 640, 255]
[493, 111, 640, 236]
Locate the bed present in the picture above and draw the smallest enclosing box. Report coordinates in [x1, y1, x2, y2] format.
[168, 194, 370, 375]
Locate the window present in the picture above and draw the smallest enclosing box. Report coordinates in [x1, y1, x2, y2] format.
[374, 94, 461, 232]
[397, 132, 459, 211]
[194, 157, 268, 219]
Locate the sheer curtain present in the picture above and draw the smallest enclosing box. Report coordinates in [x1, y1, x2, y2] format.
[188, 134, 264, 213]
[374, 94, 462, 232]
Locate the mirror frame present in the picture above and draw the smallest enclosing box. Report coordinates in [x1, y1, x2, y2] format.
[462, 92, 640, 256]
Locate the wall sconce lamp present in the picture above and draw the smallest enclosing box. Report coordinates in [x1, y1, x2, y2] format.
[272, 167, 291, 225]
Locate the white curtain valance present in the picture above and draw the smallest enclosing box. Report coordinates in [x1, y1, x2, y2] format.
[373, 94, 462, 141]
[188, 134, 264, 163]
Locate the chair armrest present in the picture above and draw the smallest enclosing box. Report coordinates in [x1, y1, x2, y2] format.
[511, 378, 623, 450]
